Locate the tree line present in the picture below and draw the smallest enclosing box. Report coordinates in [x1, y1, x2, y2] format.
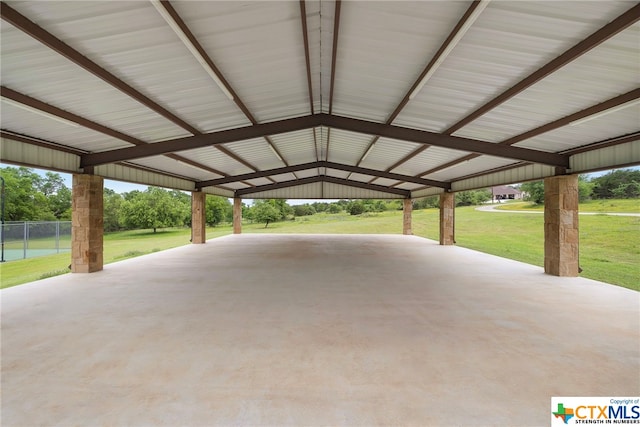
[1, 166, 638, 230]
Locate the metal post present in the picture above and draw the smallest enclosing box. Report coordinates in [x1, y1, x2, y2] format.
[56, 221, 60, 253]
[23, 221, 28, 259]
[0, 176, 5, 262]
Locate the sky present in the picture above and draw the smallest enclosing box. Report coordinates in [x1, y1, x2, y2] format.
[2, 163, 638, 206]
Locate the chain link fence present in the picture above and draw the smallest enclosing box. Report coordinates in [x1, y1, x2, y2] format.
[1, 221, 71, 262]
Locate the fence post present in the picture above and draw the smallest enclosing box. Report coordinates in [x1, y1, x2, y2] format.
[23, 221, 28, 259]
[56, 221, 60, 253]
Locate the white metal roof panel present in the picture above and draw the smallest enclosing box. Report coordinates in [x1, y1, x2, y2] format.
[392, 146, 466, 176]
[5, 1, 252, 134]
[516, 105, 640, 153]
[393, 1, 636, 133]
[326, 128, 373, 164]
[0, 18, 191, 143]
[170, 1, 310, 123]
[268, 129, 318, 165]
[454, 23, 640, 143]
[0, 101, 130, 153]
[426, 156, 519, 182]
[244, 181, 324, 199]
[127, 156, 213, 182]
[322, 182, 400, 200]
[222, 138, 285, 171]
[175, 146, 253, 177]
[359, 137, 421, 171]
[331, 1, 470, 123]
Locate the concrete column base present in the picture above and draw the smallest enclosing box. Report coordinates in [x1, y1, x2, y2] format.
[192, 191, 206, 244]
[71, 174, 103, 273]
[402, 199, 412, 235]
[544, 175, 579, 277]
[439, 192, 455, 246]
[233, 197, 242, 234]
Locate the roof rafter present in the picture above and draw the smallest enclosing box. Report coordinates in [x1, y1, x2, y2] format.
[299, 0, 319, 164]
[195, 161, 450, 189]
[235, 175, 411, 198]
[325, 0, 342, 162]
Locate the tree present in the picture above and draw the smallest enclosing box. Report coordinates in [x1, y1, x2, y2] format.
[348, 200, 365, 215]
[293, 204, 315, 217]
[592, 169, 640, 199]
[0, 166, 52, 220]
[455, 189, 491, 207]
[119, 187, 189, 232]
[206, 195, 232, 226]
[48, 186, 72, 220]
[252, 201, 280, 228]
[521, 181, 545, 205]
[103, 188, 124, 232]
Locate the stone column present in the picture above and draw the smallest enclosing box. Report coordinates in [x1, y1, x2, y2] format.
[402, 198, 413, 235]
[439, 192, 455, 245]
[191, 191, 206, 244]
[233, 197, 242, 234]
[544, 175, 579, 276]
[71, 174, 103, 273]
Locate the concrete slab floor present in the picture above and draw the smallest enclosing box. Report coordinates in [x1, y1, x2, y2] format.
[1, 234, 638, 426]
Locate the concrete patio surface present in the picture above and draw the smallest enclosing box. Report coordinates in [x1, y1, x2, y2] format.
[1, 234, 638, 426]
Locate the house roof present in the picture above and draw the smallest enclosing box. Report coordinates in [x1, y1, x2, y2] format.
[492, 185, 521, 195]
[1, 1, 639, 199]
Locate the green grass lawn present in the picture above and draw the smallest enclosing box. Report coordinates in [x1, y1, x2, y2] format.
[2, 207, 638, 291]
[496, 198, 640, 212]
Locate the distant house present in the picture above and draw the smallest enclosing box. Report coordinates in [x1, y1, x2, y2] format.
[491, 185, 522, 201]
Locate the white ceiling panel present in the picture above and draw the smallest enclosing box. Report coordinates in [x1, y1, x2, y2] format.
[426, 156, 519, 182]
[176, 146, 254, 177]
[393, 1, 637, 133]
[222, 138, 285, 171]
[170, 1, 310, 123]
[454, 24, 640, 143]
[392, 146, 467, 177]
[0, 101, 130, 153]
[326, 128, 373, 164]
[269, 129, 318, 165]
[359, 138, 422, 171]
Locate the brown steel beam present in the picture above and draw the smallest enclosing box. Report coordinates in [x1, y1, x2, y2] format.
[325, 0, 342, 161]
[444, 3, 640, 135]
[82, 113, 567, 168]
[299, 0, 319, 164]
[322, 161, 449, 189]
[322, 114, 569, 167]
[81, 115, 323, 167]
[196, 160, 450, 189]
[236, 175, 410, 198]
[197, 162, 320, 188]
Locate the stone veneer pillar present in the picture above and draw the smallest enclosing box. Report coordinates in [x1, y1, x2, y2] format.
[191, 191, 206, 244]
[233, 197, 242, 234]
[439, 192, 455, 246]
[402, 198, 413, 235]
[544, 175, 579, 277]
[71, 174, 103, 273]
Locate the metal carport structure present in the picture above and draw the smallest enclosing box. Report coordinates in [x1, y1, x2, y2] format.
[1, 2, 639, 424]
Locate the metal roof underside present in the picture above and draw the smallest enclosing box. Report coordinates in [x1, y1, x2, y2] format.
[1, 1, 639, 200]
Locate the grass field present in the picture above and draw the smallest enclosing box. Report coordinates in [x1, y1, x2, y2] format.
[496, 198, 639, 212]
[1, 204, 638, 291]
